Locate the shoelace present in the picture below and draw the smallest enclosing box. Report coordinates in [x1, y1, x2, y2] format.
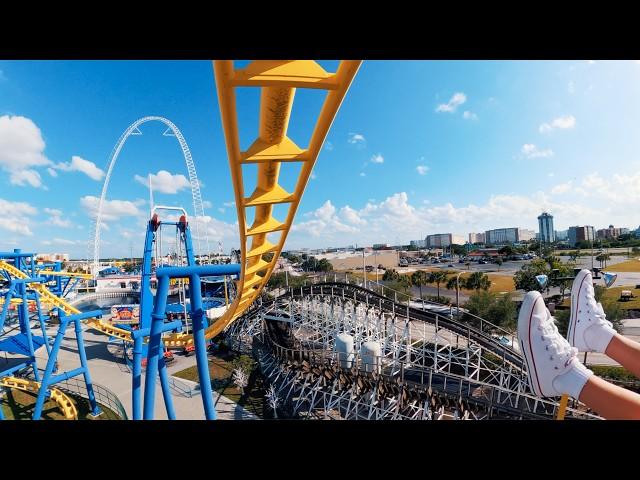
[593, 302, 614, 329]
[539, 317, 577, 367]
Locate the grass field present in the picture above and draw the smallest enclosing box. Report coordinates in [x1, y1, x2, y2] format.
[559, 285, 640, 309]
[0, 388, 119, 420]
[173, 354, 267, 418]
[604, 259, 640, 273]
[345, 269, 516, 294]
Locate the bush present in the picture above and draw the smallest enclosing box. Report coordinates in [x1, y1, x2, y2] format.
[465, 291, 517, 331]
[232, 355, 255, 374]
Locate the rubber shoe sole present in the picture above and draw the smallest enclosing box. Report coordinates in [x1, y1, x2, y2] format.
[517, 291, 545, 397]
[568, 269, 591, 350]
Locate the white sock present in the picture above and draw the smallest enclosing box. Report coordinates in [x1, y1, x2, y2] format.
[552, 361, 594, 399]
[584, 323, 616, 354]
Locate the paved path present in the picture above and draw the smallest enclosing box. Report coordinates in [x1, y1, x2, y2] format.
[29, 324, 259, 420]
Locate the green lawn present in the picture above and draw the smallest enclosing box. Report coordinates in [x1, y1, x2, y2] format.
[1, 388, 120, 420]
[605, 259, 640, 273]
[173, 353, 269, 418]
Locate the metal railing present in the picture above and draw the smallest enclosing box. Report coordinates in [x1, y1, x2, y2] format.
[55, 377, 128, 420]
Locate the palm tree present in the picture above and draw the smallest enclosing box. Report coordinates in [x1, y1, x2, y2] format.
[411, 270, 429, 299]
[464, 271, 491, 291]
[428, 271, 450, 298]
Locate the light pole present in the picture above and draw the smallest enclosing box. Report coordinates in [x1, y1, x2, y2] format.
[375, 250, 379, 283]
[455, 271, 464, 316]
[362, 248, 366, 289]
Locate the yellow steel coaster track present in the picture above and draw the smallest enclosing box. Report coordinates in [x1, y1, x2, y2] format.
[162, 60, 362, 347]
[0, 376, 78, 420]
[0, 260, 132, 341]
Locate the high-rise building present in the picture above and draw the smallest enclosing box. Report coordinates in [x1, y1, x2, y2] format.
[426, 233, 465, 248]
[555, 229, 568, 241]
[568, 226, 595, 246]
[538, 212, 555, 244]
[484, 228, 535, 245]
[410, 239, 426, 248]
[468, 232, 486, 244]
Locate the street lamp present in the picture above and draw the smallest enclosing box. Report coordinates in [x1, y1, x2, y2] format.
[455, 271, 464, 316]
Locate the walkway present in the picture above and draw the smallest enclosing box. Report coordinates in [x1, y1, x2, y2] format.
[31, 324, 258, 420]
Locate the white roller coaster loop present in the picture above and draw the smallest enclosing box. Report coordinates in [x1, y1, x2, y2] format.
[91, 116, 210, 274]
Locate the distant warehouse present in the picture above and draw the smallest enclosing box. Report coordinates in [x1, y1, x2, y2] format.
[484, 228, 535, 245]
[426, 233, 465, 248]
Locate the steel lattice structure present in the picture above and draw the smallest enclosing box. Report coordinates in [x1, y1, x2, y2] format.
[225, 284, 601, 420]
[91, 116, 210, 274]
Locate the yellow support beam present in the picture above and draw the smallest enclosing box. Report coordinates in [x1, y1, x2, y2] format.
[169, 58, 363, 344]
[0, 376, 78, 419]
[38, 270, 93, 279]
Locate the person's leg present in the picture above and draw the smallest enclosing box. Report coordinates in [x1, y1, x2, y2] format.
[579, 375, 640, 419]
[568, 269, 640, 378]
[518, 290, 640, 419]
[604, 334, 640, 379]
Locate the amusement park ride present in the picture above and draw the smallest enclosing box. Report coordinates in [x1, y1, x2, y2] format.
[0, 60, 594, 420]
[0, 60, 361, 420]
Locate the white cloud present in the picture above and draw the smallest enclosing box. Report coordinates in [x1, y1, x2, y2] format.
[347, 133, 367, 148]
[287, 168, 640, 249]
[462, 111, 478, 121]
[370, 153, 384, 164]
[202, 200, 213, 209]
[568, 81, 575, 94]
[134, 170, 190, 194]
[310, 171, 317, 180]
[539, 115, 576, 133]
[44, 207, 73, 227]
[325, 141, 333, 151]
[0, 198, 37, 235]
[218, 207, 225, 213]
[55, 156, 104, 180]
[416, 165, 429, 175]
[293, 200, 359, 238]
[50, 238, 82, 246]
[359, 172, 366, 177]
[551, 181, 573, 195]
[44, 207, 62, 216]
[340, 206, 367, 226]
[10, 169, 44, 188]
[521, 144, 554, 158]
[223, 201, 235, 208]
[80, 195, 144, 222]
[0, 115, 51, 188]
[47, 167, 58, 177]
[436, 92, 467, 113]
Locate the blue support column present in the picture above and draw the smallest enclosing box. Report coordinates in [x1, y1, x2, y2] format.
[142, 277, 170, 419]
[18, 282, 39, 382]
[33, 316, 69, 420]
[33, 292, 52, 357]
[73, 315, 101, 416]
[189, 273, 216, 420]
[132, 332, 144, 420]
[158, 356, 176, 420]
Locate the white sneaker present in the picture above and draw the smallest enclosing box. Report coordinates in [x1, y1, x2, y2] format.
[518, 291, 586, 398]
[568, 269, 616, 353]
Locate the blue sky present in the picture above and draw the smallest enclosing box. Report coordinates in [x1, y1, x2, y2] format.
[1, 60, 640, 258]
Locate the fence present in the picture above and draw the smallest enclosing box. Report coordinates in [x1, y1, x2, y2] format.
[55, 376, 128, 420]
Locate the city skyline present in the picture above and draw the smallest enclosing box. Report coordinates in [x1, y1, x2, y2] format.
[2, 60, 640, 256]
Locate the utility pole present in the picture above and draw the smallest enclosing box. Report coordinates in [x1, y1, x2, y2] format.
[362, 248, 366, 289]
